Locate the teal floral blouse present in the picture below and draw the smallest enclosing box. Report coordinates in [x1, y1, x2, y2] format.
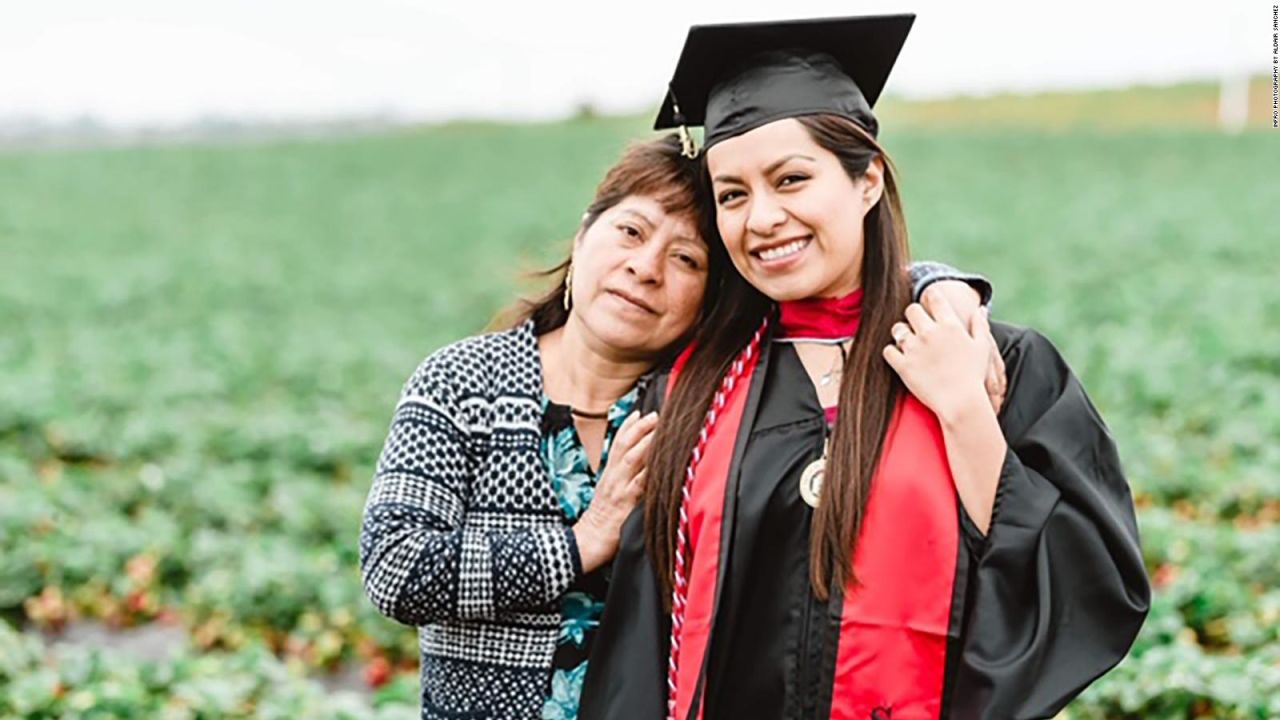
[539, 384, 642, 720]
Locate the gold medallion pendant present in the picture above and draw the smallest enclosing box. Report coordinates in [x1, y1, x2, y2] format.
[800, 437, 829, 508]
[800, 459, 825, 508]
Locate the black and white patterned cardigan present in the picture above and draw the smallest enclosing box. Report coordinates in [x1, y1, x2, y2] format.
[359, 261, 990, 720]
[361, 319, 575, 720]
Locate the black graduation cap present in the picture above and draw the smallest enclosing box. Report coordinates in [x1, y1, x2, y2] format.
[655, 14, 915, 151]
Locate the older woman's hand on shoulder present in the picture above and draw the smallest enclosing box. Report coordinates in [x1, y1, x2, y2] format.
[574, 410, 659, 573]
[883, 288, 994, 424]
[904, 282, 1007, 415]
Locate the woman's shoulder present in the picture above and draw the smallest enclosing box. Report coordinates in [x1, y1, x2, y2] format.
[635, 365, 674, 415]
[989, 320, 1089, 434]
[404, 320, 541, 400]
[989, 320, 1069, 373]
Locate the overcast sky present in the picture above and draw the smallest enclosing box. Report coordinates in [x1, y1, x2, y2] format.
[0, 0, 1266, 126]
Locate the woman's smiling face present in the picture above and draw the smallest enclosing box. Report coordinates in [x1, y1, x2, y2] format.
[706, 118, 884, 302]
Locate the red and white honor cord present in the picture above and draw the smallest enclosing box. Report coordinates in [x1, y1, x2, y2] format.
[666, 320, 768, 720]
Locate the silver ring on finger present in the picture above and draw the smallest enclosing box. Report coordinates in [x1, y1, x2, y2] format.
[892, 326, 912, 348]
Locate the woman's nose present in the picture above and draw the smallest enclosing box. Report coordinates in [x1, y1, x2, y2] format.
[625, 242, 664, 283]
[746, 192, 787, 237]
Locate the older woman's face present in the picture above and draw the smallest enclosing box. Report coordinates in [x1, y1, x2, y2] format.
[707, 118, 883, 301]
[569, 194, 708, 360]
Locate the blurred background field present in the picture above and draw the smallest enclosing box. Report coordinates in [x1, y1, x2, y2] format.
[1, 74, 1278, 718]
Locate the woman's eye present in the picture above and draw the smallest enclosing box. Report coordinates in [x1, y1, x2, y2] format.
[675, 254, 701, 269]
[779, 174, 808, 187]
[717, 190, 744, 206]
[619, 224, 642, 239]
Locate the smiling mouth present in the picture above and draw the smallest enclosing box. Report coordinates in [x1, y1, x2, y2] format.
[751, 236, 811, 262]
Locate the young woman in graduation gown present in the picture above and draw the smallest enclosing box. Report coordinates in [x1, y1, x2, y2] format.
[578, 15, 1150, 720]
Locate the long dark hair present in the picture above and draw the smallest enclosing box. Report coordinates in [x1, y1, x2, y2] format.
[645, 114, 913, 602]
[492, 134, 721, 340]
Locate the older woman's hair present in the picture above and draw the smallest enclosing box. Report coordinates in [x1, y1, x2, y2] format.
[497, 134, 715, 336]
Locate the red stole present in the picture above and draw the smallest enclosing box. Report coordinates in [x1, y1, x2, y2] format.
[829, 395, 958, 719]
[666, 299, 959, 718]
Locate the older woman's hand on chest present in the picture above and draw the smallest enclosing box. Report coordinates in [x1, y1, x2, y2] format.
[573, 411, 659, 573]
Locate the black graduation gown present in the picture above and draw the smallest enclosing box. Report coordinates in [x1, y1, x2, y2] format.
[579, 321, 1151, 720]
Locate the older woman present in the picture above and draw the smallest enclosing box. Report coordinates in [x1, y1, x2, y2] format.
[359, 134, 993, 720]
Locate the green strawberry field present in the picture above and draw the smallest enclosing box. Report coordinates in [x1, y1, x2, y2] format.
[1, 96, 1277, 718]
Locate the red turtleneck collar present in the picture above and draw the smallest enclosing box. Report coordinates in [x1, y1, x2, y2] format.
[776, 288, 863, 341]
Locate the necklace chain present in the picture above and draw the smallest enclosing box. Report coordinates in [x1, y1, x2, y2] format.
[816, 341, 851, 387]
[820, 352, 843, 387]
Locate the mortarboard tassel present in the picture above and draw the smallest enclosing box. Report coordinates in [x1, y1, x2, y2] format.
[669, 85, 698, 159]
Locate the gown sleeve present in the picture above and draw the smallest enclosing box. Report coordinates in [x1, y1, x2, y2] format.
[950, 323, 1151, 719]
[578, 369, 673, 720]
[577, 506, 671, 720]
